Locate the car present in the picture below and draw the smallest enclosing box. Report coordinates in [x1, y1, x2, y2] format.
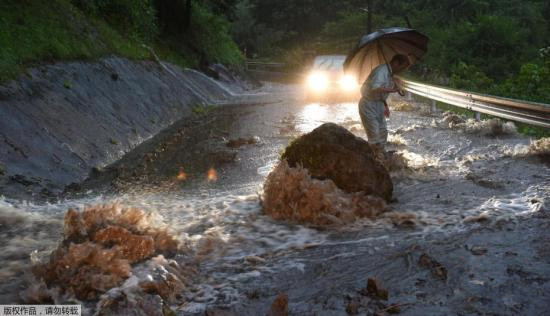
[304, 55, 360, 102]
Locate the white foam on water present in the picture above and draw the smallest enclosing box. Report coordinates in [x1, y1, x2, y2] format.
[476, 185, 549, 217]
[456, 118, 517, 136]
[399, 150, 440, 169]
[502, 137, 550, 157]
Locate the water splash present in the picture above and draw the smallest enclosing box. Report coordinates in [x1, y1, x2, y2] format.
[262, 161, 389, 227]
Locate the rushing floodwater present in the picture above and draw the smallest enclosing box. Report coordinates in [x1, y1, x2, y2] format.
[1, 92, 549, 314]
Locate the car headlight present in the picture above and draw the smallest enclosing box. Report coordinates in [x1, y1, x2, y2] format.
[307, 72, 328, 91]
[339, 75, 358, 91]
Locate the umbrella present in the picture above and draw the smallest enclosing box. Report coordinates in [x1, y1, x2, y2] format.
[343, 27, 429, 84]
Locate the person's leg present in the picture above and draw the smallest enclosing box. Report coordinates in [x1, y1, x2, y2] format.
[359, 101, 382, 144]
[359, 101, 389, 162]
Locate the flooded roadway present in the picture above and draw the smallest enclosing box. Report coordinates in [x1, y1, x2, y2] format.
[1, 83, 549, 315]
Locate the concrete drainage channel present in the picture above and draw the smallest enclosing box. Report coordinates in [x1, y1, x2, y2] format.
[0, 57, 273, 201]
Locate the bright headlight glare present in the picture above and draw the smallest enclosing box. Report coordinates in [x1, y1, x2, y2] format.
[307, 72, 328, 91]
[339, 75, 358, 91]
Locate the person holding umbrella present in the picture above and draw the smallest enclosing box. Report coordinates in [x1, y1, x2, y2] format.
[343, 27, 428, 160]
[358, 54, 410, 157]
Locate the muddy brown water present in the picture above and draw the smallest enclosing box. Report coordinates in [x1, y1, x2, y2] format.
[1, 84, 549, 315]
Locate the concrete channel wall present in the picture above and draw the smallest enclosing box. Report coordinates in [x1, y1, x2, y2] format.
[0, 57, 248, 199]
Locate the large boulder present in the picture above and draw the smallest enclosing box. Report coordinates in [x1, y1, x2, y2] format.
[281, 123, 393, 201]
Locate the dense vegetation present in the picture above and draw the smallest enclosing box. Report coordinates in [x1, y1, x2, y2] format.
[0, 0, 243, 83]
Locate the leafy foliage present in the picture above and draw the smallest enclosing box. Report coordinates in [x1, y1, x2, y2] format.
[493, 52, 550, 103]
[449, 62, 494, 91]
[187, 2, 243, 65]
[72, 0, 158, 41]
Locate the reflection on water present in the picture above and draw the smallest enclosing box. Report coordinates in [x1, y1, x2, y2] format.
[297, 102, 358, 132]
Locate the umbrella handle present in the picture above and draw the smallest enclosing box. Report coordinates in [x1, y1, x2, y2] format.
[378, 41, 392, 76]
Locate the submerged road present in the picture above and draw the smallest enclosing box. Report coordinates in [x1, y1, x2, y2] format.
[1, 83, 549, 315]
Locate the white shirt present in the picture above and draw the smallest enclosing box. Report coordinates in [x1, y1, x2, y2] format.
[361, 64, 395, 101]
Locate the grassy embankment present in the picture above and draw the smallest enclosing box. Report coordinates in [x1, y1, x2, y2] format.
[0, 0, 243, 83]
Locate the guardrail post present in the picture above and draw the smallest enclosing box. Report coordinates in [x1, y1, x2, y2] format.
[430, 100, 437, 113]
[406, 91, 412, 101]
[474, 112, 481, 121]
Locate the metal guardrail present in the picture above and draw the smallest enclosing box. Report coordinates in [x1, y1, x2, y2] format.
[399, 78, 550, 128]
[245, 61, 285, 71]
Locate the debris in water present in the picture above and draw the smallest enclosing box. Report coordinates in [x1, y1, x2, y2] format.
[470, 246, 488, 256]
[244, 255, 266, 264]
[418, 253, 447, 282]
[463, 213, 490, 223]
[361, 278, 389, 301]
[262, 161, 389, 227]
[268, 293, 288, 316]
[226, 136, 260, 148]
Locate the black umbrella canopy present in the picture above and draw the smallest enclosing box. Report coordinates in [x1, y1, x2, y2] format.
[344, 27, 429, 84]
